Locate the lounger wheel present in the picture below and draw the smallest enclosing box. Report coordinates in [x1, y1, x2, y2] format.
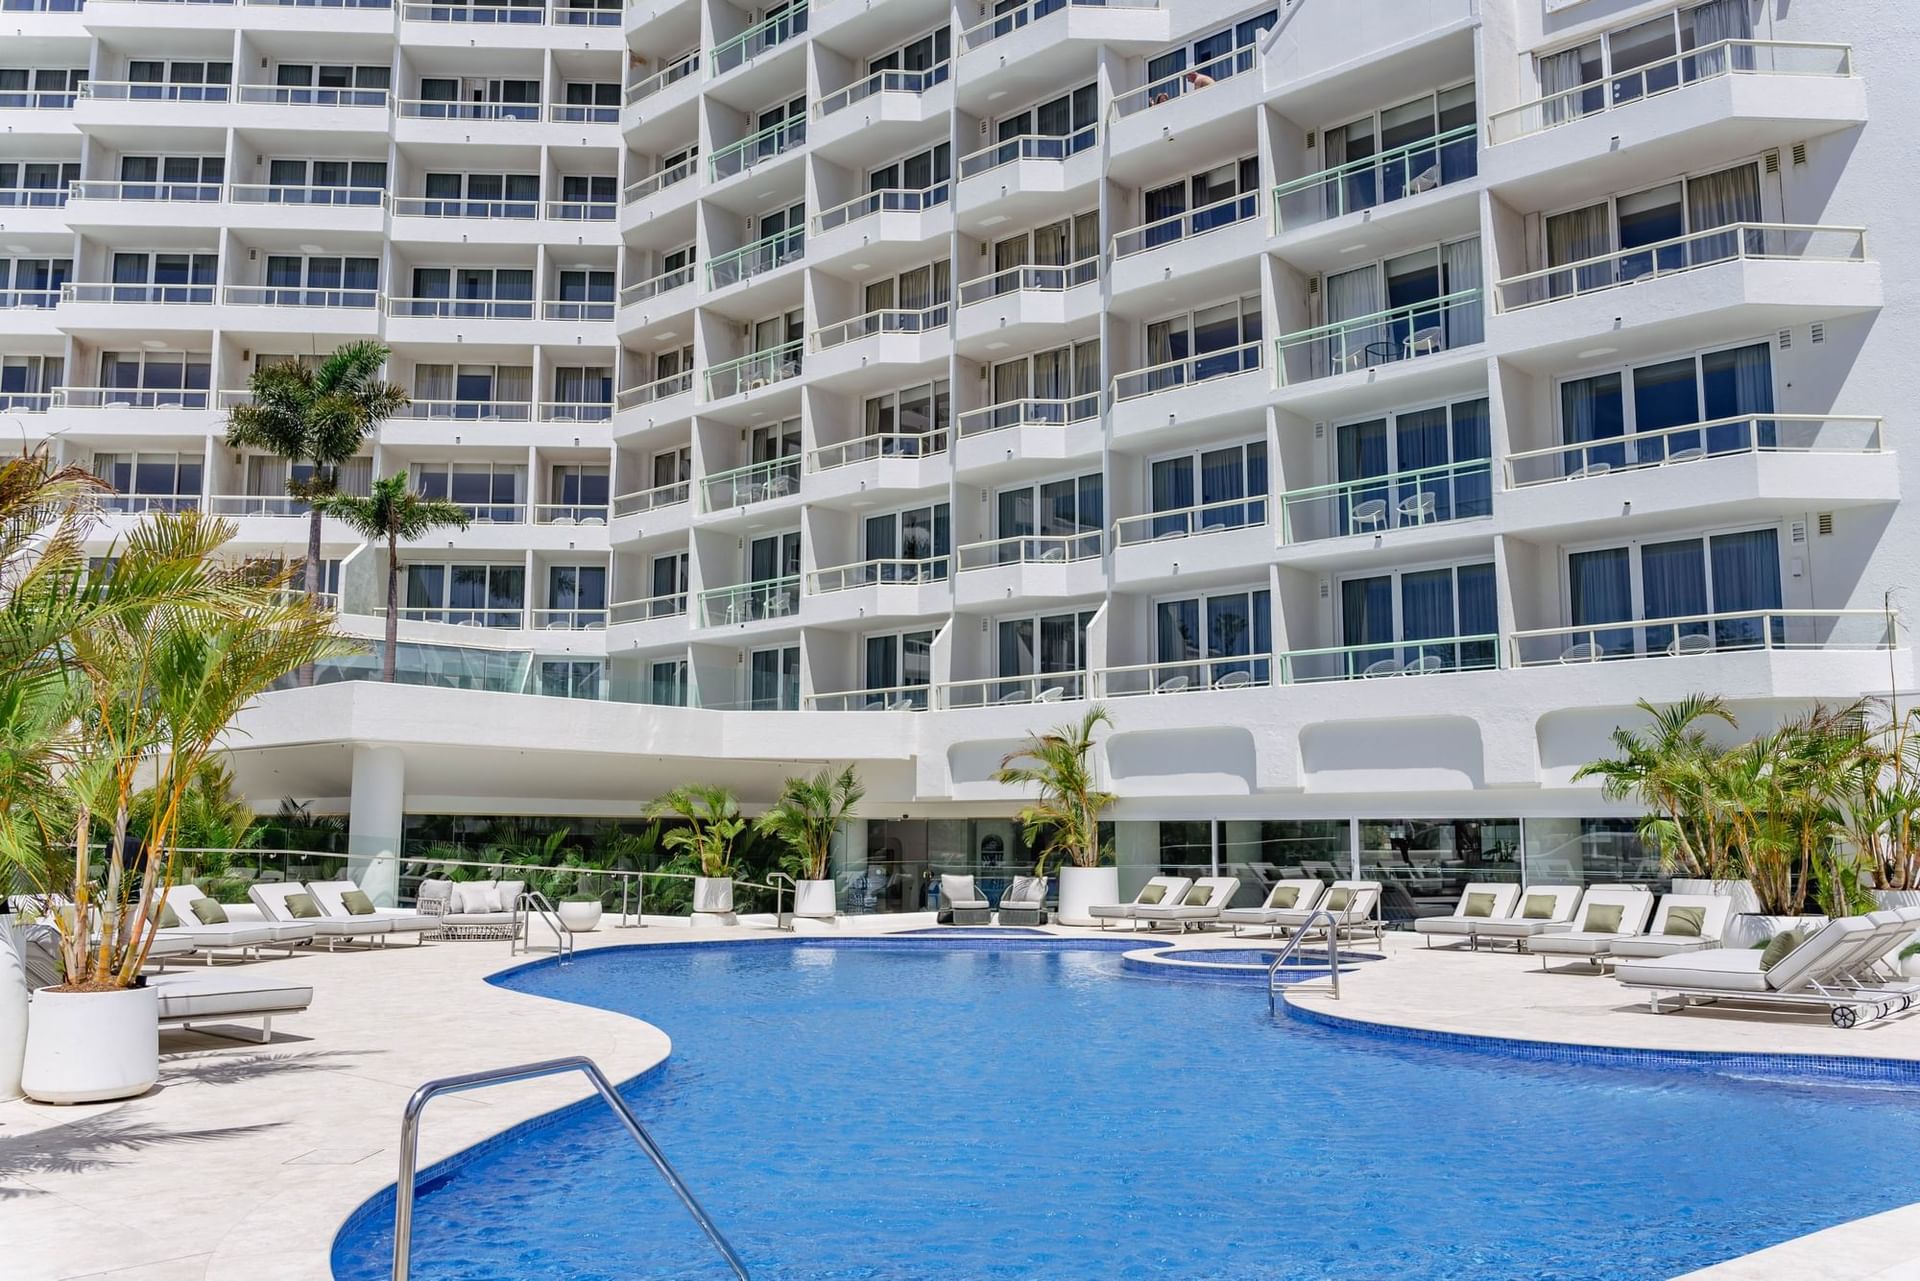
[1832, 1005, 1859, 1029]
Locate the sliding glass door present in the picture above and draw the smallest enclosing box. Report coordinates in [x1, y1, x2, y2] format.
[1566, 527, 1782, 657]
[1334, 563, 1496, 678]
[1557, 340, 1775, 473]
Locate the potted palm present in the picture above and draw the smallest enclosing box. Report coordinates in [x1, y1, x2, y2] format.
[316, 474, 470, 681]
[648, 785, 744, 919]
[995, 707, 1115, 926]
[755, 765, 863, 921]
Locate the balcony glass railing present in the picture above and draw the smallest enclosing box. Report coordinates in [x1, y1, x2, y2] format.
[1272, 124, 1478, 233]
[808, 557, 948, 594]
[614, 370, 694, 410]
[700, 456, 802, 511]
[0, 290, 59, 309]
[1282, 633, 1500, 683]
[1280, 460, 1492, 543]
[1114, 494, 1268, 547]
[79, 81, 231, 103]
[704, 340, 803, 400]
[1493, 224, 1867, 312]
[610, 479, 690, 517]
[608, 590, 688, 624]
[388, 604, 529, 628]
[1510, 609, 1895, 668]
[937, 670, 1087, 709]
[0, 188, 66, 208]
[70, 180, 222, 202]
[624, 156, 697, 205]
[705, 226, 804, 290]
[223, 285, 379, 308]
[400, 1, 544, 22]
[810, 431, 948, 472]
[234, 85, 388, 108]
[818, 65, 948, 117]
[697, 576, 801, 626]
[625, 54, 699, 106]
[1093, 654, 1274, 697]
[806, 685, 932, 712]
[536, 400, 612, 422]
[811, 304, 948, 350]
[543, 199, 616, 222]
[0, 392, 53, 413]
[392, 398, 532, 421]
[63, 282, 215, 304]
[960, 0, 1158, 52]
[98, 494, 203, 514]
[1489, 39, 1855, 145]
[709, 116, 806, 182]
[956, 531, 1101, 571]
[533, 502, 608, 524]
[386, 296, 534, 320]
[542, 299, 615, 321]
[958, 127, 1097, 178]
[711, 2, 808, 76]
[389, 194, 538, 220]
[0, 91, 79, 110]
[58, 387, 211, 409]
[548, 102, 619, 124]
[814, 184, 948, 233]
[1112, 340, 1262, 401]
[1273, 290, 1482, 385]
[957, 257, 1098, 306]
[956, 395, 1099, 438]
[394, 98, 539, 121]
[228, 183, 384, 207]
[209, 494, 307, 516]
[1505, 414, 1885, 487]
[530, 607, 607, 629]
[549, 0, 616, 25]
[618, 263, 696, 307]
[1113, 191, 1258, 258]
[1110, 44, 1257, 119]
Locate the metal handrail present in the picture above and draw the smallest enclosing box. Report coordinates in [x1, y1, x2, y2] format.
[391, 1056, 752, 1281]
[1267, 908, 1341, 1013]
[764, 871, 795, 930]
[511, 888, 575, 961]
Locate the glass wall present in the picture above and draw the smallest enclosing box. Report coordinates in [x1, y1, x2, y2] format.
[1358, 817, 1521, 926]
[848, 817, 1049, 914]
[1522, 817, 1662, 890]
[1218, 820, 1351, 907]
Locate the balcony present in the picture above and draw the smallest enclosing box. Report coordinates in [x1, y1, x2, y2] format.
[813, 67, 951, 164]
[226, 183, 385, 235]
[393, 98, 546, 146]
[805, 684, 931, 713]
[1110, 192, 1263, 306]
[807, 304, 948, 387]
[1112, 496, 1272, 587]
[529, 607, 608, 631]
[0, 392, 52, 414]
[1110, 341, 1265, 447]
[612, 371, 695, 439]
[62, 180, 228, 232]
[59, 282, 216, 329]
[220, 285, 382, 336]
[387, 604, 528, 630]
[699, 456, 802, 515]
[956, 0, 1168, 103]
[1270, 125, 1479, 264]
[1281, 633, 1499, 684]
[97, 493, 203, 516]
[533, 502, 609, 525]
[207, 494, 307, 518]
[1509, 609, 1894, 669]
[232, 83, 389, 130]
[954, 259, 1098, 357]
[1272, 291, 1481, 389]
[544, 199, 616, 224]
[696, 576, 801, 629]
[1279, 460, 1491, 546]
[704, 342, 803, 402]
[953, 397, 1101, 483]
[621, 155, 699, 225]
[382, 401, 533, 448]
[710, 2, 808, 79]
[625, 54, 700, 110]
[73, 80, 229, 129]
[956, 129, 1099, 229]
[1487, 225, 1875, 366]
[704, 227, 804, 293]
[1108, 45, 1262, 171]
[708, 116, 806, 184]
[952, 531, 1103, 609]
[57, 387, 212, 411]
[536, 400, 613, 424]
[615, 265, 697, 339]
[809, 187, 951, 273]
[384, 295, 534, 343]
[609, 478, 691, 542]
[1092, 654, 1274, 699]
[606, 589, 689, 648]
[805, 556, 949, 627]
[542, 299, 615, 322]
[548, 101, 619, 125]
[806, 430, 948, 506]
[936, 671, 1087, 709]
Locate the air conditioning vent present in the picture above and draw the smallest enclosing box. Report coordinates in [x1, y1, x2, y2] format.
[1304, 129, 1316, 150]
[1810, 322, 1826, 345]
[1307, 275, 1320, 296]
[1318, 577, 1330, 599]
[1314, 421, 1325, 439]
[1792, 142, 1808, 166]
[1777, 328, 1792, 349]
[1817, 512, 1835, 537]
[1791, 520, 1808, 544]
[1764, 150, 1781, 174]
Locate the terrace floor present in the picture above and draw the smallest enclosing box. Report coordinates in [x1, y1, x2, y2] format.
[3, 919, 1920, 1281]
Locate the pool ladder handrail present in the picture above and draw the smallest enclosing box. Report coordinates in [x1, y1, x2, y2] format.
[511, 889, 575, 963]
[391, 1055, 753, 1281]
[1266, 909, 1341, 1013]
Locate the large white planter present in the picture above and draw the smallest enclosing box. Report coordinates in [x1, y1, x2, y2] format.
[22, 985, 159, 1105]
[555, 901, 602, 933]
[1670, 878, 1762, 916]
[1054, 866, 1120, 927]
[0, 919, 27, 1101]
[792, 879, 837, 920]
[692, 876, 735, 915]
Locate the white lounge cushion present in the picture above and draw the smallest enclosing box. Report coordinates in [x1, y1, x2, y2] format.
[1413, 882, 1522, 936]
[451, 882, 502, 914]
[149, 971, 314, 1021]
[154, 923, 277, 948]
[1269, 881, 1380, 926]
[1529, 931, 1629, 958]
[141, 933, 200, 959]
[1090, 877, 1193, 919]
[1415, 917, 1481, 936]
[1472, 885, 1584, 937]
[440, 910, 517, 926]
[940, 874, 987, 908]
[306, 880, 437, 934]
[1086, 903, 1135, 920]
[1132, 877, 1239, 920]
[1616, 949, 1771, 994]
[1606, 934, 1715, 959]
[1222, 879, 1327, 923]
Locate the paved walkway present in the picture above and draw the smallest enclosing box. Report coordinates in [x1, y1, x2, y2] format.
[3, 920, 1919, 1280]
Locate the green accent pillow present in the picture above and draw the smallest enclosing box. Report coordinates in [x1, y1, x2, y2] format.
[1182, 884, 1212, 907]
[1581, 903, 1624, 934]
[1761, 929, 1805, 971]
[190, 897, 228, 925]
[1269, 886, 1300, 909]
[1664, 905, 1707, 938]
[1325, 888, 1352, 913]
[285, 892, 322, 920]
[1463, 891, 1498, 918]
[1521, 893, 1556, 920]
[1137, 884, 1167, 905]
[341, 889, 376, 916]
[156, 899, 181, 929]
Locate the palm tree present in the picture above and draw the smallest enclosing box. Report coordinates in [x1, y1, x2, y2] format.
[317, 474, 470, 682]
[994, 705, 1116, 874]
[223, 341, 408, 610]
[1573, 694, 1734, 880]
[755, 765, 863, 881]
[647, 784, 745, 878]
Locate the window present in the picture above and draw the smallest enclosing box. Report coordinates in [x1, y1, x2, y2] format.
[0, 257, 68, 307]
[1321, 238, 1482, 367]
[867, 25, 950, 80]
[987, 340, 1101, 423]
[1557, 340, 1773, 471]
[650, 551, 688, 609]
[987, 211, 1099, 291]
[404, 563, 526, 627]
[648, 657, 688, 707]
[1337, 562, 1497, 677]
[995, 472, 1102, 561]
[0, 161, 76, 208]
[1533, 0, 1756, 125]
[261, 254, 379, 306]
[1566, 527, 1782, 655]
[263, 158, 385, 205]
[1319, 85, 1478, 219]
[406, 267, 534, 319]
[749, 646, 801, 710]
[0, 68, 85, 108]
[863, 629, 934, 706]
[244, 455, 370, 506]
[556, 174, 616, 218]
[1142, 158, 1260, 246]
[748, 530, 802, 584]
[996, 610, 1095, 700]
[110, 251, 217, 303]
[652, 343, 694, 387]
[92, 452, 203, 512]
[861, 380, 950, 451]
[993, 82, 1097, 153]
[1154, 588, 1273, 688]
[553, 268, 615, 320]
[1544, 161, 1762, 295]
[868, 142, 951, 202]
[1148, 439, 1267, 535]
[862, 260, 952, 318]
[421, 172, 540, 218]
[271, 62, 388, 105]
[752, 94, 807, 163]
[416, 76, 538, 118]
[558, 81, 620, 121]
[550, 464, 609, 519]
[115, 154, 223, 201]
[96, 351, 211, 406]
[1145, 296, 1262, 387]
[540, 660, 604, 700]
[127, 59, 231, 100]
[411, 362, 533, 417]
[1142, 9, 1277, 102]
[1332, 397, 1491, 532]
[863, 502, 950, 578]
[651, 446, 691, 490]
[550, 365, 613, 416]
[0, 354, 60, 410]
[546, 563, 608, 627]
[411, 460, 525, 521]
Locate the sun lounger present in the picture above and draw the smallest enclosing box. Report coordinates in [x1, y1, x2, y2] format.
[1526, 887, 1658, 969]
[150, 970, 314, 1043]
[163, 885, 316, 960]
[1615, 910, 1920, 1027]
[415, 878, 524, 940]
[305, 880, 438, 944]
[1221, 879, 1326, 937]
[995, 875, 1048, 926]
[1265, 880, 1383, 945]
[1413, 883, 1523, 949]
[1128, 877, 1242, 933]
[250, 883, 391, 949]
[1463, 885, 1586, 951]
[937, 874, 992, 925]
[1087, 877, 1193, 930]
[1604, 893, 1735, 961]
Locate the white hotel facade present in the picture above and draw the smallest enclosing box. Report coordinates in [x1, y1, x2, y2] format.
[2, 0, 1907, 912]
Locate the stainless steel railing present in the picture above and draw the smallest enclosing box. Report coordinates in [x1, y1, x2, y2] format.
[1266, 909, 1341, 1014]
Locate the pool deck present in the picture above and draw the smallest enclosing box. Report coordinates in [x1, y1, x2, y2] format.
[4, 919, 1920, 1281]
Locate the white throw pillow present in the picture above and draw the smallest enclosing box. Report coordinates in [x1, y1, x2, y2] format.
[940, 874, 977, 906]
[453, 883, 498, 914]
[496, 880, 525, 908]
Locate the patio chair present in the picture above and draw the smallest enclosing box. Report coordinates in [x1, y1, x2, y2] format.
[1362, 658, 1403, 677]
[937, 873, 992, 925]
[1349, 499, 1387, 532]
[1406, 164, 1442, 194]
[996, 875, 1049, 926]
[306, 879, 440, 944]
[1665, 446, 1706, 463]
[1458, 885, 1586, 952]
[150, 969, 315, 1044]
[1569, 461, 1612, 479]
[1128, 876, 1242, 933]
[1088, 876, 1194, 930]
[1396, 491, 1436, 525]
[1528, 888, 1658, 970]
[1412, 882, 1524, 949]
[1220, 879, 1325, 937]
[1035, 685, 1066, 702]
[249, 883, 391, 950]
[1402, 654, 1446, 675]
[416, 877, 524, 940]
[1213, 669, 1254, 690]
[1265, 880, 1383, 945]
[1667, 632, 1714, 656]
[1603, 893, 1735, 961]
[1558, 642, 1603, 663]
[160, 884, 315, 961]
[1404, 326, 1444, 357]
[1155, 675, 1191, 694]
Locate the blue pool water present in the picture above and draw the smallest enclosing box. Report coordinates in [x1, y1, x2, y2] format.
[333, 939, 1920, 1281]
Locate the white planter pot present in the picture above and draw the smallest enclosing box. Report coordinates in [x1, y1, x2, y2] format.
[792, 879, 837, 919]
[1727, 913, 1826, 950]
[1670, 878, 1762, 916]
[692, 877, 734, 915]
[0, 919, 27, 1101]
[1054, 866, 1120, 927]
[555, 901, 602, 933]
[22, 985, 159, 1105]
[1901, 953, 1920, 980]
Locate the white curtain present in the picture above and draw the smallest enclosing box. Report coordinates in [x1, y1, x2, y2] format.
[335, 457, 373, 495]
[1545, 204, 1613, 299]
[1324, 265, 1383, 377]
[1536, 47, 1588, 128]
[495, 365, 533, 406]
[1689, 0, 1753, 46]
[1440, 238, 1484, 349]
[1687, 162, 1762, 262]
[414, 363, 453, 401]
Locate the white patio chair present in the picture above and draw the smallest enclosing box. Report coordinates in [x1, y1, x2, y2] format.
[1403, 654, 1446, 675]
[1396, 491, 1436, 525]
[1213, 669, 1254, 690]
[1155, 674, 1191, 694]
[1349, 499, 1388, 532]
[1668, 632, 1714, 657]
[1362, 658, 1403, 677]
[1558, 642, 1603, 664]
[1404, 326, 1444, 357]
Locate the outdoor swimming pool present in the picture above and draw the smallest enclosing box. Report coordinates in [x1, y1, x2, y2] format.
[334, 938, 1920, 1280]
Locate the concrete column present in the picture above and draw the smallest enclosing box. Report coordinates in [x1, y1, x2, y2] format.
[347, 746, 405, 907]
